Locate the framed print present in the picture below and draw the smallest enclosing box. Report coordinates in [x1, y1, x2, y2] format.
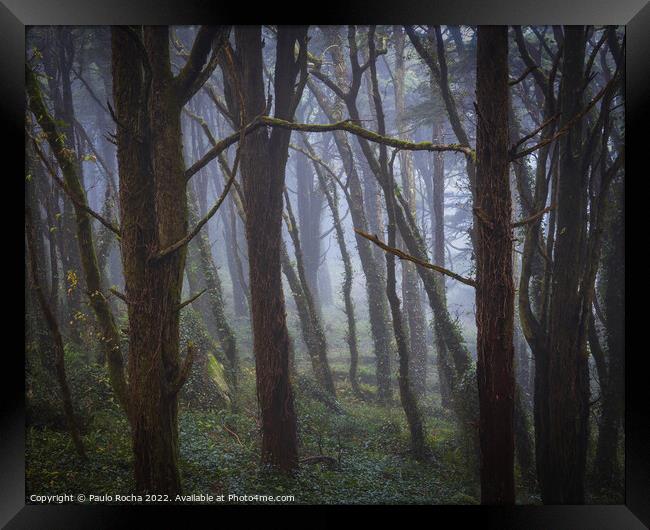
[1, 0, 647, 527]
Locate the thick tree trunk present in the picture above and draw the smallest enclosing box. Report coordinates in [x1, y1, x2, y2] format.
[234, 26, 307, 471]
[475, 25, 515, 505]
[540, 26, 591, 505]
[112, 25, 225, 493]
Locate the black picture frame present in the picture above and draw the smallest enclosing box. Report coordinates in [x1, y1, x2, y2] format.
[2, 1, 646, 527]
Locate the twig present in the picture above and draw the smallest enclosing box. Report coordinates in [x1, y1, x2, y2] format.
[222, 424, 243, 446]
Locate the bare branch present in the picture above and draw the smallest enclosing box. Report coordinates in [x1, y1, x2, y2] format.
[510, 113, 561, 152]
[109, 287, 128, 304]
[175, 25, 231, 106]
[512, 204, 556, 228]
[177, 288, 207, 311]
[154, 162, 237, 260]
[166, 343, 195, 396]
[185, 119, 262, 180]
[509, 64, 539, 86]
[261, 116, 475, 157]
[31, 136, 121, 237]
[354, 229, 477, 287]
[510, 72, 619, 161]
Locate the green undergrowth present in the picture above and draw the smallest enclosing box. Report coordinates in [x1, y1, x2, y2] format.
[26, 352, 480, 504]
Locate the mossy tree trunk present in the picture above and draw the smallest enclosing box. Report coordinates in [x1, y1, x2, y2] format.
[112, 25, 228, 494]
[26, 64, 129, 413]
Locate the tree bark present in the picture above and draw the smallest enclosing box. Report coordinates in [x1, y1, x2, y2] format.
[367, 26, 425, 456]
[309, 27, 394, 404]
[474, 25, 515, 505]
[112, 25, 227, 493]
[233, 25, 308, 471]
[593, 174, 624, 493]
[300, 136, 361, 394]
[187, 182, 239, 394]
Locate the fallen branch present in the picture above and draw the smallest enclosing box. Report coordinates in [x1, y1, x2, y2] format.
[222, 424, 243, 446]
[354, 229, 477, 288]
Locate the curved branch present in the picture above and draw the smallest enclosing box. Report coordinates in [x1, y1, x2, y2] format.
[155, 162, 237, 260]
[354, 229, 477, 287]
[261, 116, 474, 157]
[512, 204, 556, 228]
[177, 288, 207, 311]
[31, 136, 121, 237]
[175, 25, 231, 106]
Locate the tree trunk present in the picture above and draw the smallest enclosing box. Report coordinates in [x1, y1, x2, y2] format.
[540, 26, 590, 504]
[26, 178, 86, 459]
[234, 26, 307, 471]
[593, 176, 624, 493]
[283, 192, 335, 395]
[26, 64, 129, 413]
[188, 182, 239, 394]
[393, 25, 429, 397]
[474, 25, 515, 505]
[294, 123, 323, 308]
[112, 25, 226, 493]
[41, 28, 85, 345]
[309, 28, 394, 404]
[302, 136, 361, 394]
[368, 27, 425, 457]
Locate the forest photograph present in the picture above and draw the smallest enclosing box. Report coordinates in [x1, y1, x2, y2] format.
[23, 24, 625, 505]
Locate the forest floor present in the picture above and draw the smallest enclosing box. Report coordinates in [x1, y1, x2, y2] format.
[26, 349, 541, 505]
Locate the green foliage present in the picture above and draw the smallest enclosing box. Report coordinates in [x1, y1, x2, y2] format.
[26, 351, 480, 504]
